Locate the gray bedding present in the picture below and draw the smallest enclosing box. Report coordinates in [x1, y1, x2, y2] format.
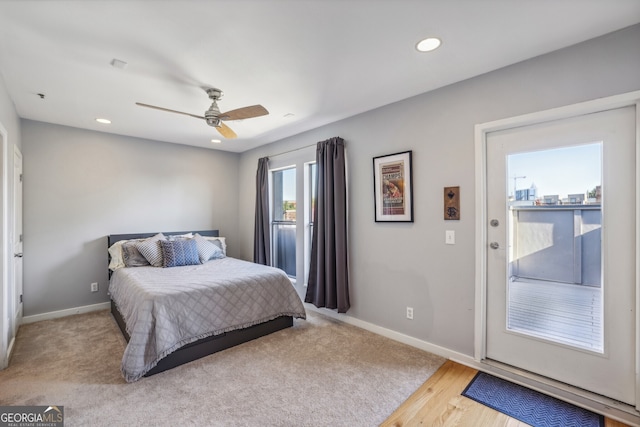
[109, 257, 306, 382]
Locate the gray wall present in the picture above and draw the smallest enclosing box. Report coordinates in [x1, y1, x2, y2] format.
[22, 121, 240, 316]
[237, 25, 640, 356]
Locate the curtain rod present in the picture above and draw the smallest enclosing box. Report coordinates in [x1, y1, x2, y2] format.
[267, 143, 316, 159]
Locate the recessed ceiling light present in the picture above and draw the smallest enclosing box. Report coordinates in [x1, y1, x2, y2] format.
[211, 139, 221, 144]
[95, 118, 111, 124]
[416, 37, 441, 52]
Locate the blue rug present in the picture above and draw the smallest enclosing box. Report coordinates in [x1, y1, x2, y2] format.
[461, 372, 604, 427]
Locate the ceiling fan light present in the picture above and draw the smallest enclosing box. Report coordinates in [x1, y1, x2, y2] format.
[95, 118, 111, 124]
[416, 37, 441, 52]
[211, 139, 221, 144]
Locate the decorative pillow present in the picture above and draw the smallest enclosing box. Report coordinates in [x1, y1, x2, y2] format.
[202, 236, 227, 255]
[108, 238, 145, 270]
[136, 233, 166, 267]
[194, 233, 225, 263]
[159, 239, 200, 268]
[122, 241, 151, 267]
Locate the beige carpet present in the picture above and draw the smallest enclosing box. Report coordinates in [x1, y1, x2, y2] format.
[0, 309, 445, 426]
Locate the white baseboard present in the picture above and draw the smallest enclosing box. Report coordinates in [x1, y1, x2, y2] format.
[22, 302, 111, 325]
[2, 336, 15, 369]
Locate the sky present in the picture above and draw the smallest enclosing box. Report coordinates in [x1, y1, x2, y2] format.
[280, 167, 296, 201]
[507, 142, 602, 199]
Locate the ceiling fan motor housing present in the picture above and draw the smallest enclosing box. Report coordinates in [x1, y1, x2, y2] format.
[204, 96, 222, 127]
[204, 110, 221, 127]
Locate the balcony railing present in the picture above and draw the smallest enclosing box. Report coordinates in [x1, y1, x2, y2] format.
[272, 222, 296, 277]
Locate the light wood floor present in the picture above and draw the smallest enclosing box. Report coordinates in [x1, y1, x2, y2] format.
[381, 360, 630, 427]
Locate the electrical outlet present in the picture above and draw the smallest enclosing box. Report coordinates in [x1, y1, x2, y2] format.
[406, 307, 414, 320]
[91, 282, 98, 293]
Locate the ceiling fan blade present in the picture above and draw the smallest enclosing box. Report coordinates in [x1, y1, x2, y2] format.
[136, 102, 204, 120]
[216, 122, 237, 139]
[219, 105, 269, 121]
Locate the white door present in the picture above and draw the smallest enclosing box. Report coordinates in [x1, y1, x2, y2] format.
[486, 106, 636, 405]
[12, 146, 22, 331]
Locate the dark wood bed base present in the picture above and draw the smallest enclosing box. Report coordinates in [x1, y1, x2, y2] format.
[108, 230, 294, 378]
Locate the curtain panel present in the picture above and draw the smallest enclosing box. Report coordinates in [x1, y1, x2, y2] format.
[306, 137, 350, 313]
[253, 157, 271, 265]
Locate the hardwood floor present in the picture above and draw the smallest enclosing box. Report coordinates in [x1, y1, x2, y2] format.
[381, 360, 630, 427]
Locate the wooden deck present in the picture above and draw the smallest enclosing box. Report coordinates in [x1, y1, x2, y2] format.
[508, 278, 602, 351]
[381, 360, 630, 427]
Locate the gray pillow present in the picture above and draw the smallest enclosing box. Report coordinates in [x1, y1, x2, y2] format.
[122, 241, 150, 267]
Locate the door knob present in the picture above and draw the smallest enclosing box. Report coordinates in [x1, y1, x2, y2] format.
[14, 253, 23, 258]
[489, 242, 499, 250]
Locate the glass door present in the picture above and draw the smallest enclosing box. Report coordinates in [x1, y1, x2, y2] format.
[485, 106, 636, 405]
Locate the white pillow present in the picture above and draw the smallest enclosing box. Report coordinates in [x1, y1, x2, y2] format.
[203, 236, 226, 255]
[194, 234, 225, 263]
[167, 232, 194, 241]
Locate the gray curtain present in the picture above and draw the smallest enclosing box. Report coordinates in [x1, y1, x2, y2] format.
[253, 157, 271, 265]
[306, 137, 350, 313]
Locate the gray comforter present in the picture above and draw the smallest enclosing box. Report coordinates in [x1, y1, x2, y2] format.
[109, 257, 306, 382]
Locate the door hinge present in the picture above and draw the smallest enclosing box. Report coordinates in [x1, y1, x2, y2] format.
[19, 234, 23, 243]
[19, 173, 23, 182]
[19, 294, 22, 303]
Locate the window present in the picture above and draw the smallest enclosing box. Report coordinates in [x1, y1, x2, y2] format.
[267, 145, 316, 286]
[271, 167, 296, 277]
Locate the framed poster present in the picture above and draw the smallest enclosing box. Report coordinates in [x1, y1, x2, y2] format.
[373, 150, 414, 222]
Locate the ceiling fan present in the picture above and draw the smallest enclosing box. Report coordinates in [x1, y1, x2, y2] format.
[136, 87, 268, 139]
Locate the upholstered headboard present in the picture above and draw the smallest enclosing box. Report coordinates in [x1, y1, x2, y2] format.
[107, 229, 219, 247]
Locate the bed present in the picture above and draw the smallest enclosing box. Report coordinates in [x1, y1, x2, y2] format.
[108, 230, 306, 382]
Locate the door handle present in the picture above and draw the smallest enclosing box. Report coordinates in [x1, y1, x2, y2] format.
[489, 242, 500, 250]
[14, 253, 23, 258]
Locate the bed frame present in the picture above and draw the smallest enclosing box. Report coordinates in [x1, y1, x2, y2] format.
[108, 230, 293, 378]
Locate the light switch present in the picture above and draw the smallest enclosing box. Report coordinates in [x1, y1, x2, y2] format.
[445, 230, 455, 245]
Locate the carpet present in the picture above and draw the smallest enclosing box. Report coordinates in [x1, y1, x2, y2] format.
[0, 309, 445, 427]
[462, 372, 604, 427]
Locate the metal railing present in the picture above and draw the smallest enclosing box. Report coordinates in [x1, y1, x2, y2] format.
[271, 222, 296, 277]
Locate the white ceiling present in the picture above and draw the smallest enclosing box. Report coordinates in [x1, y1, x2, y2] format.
[0, 1, 639, 153]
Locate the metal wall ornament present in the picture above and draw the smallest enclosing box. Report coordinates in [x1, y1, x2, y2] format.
[444, 186, 460, 220]
[373, 151, 414, 222]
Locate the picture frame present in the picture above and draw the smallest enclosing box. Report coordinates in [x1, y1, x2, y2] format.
[373, 150, 414, 222]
